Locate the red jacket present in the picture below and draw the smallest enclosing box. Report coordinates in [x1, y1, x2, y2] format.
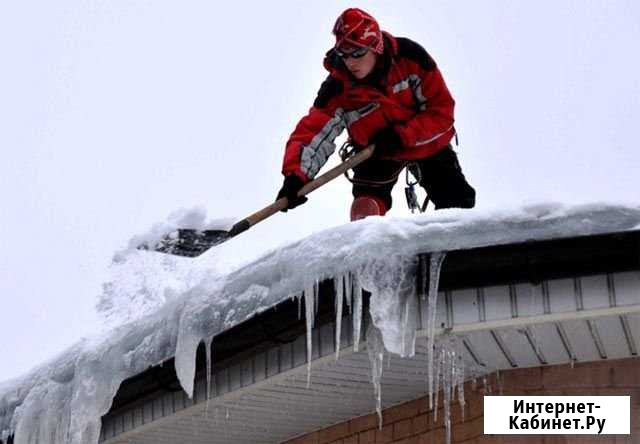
[282, 32, 456, 182]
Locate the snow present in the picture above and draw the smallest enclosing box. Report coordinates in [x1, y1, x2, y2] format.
[97, 207, 235, 328]
[119, 206, 234, 262]
[2, 202, 640, 444]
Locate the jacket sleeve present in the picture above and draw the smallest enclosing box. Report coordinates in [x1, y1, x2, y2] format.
[393, 42, 456, 155]
[282, 76, 345, 182]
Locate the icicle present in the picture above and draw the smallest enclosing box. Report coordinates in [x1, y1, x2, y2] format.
[314, 280, 320, 317]
[403, 302, 410, 357]
[420, 254, 428, 298]
[352, 274, 363, 352]
[366, 324, 385, 429]
[304, 284, 316, 388]
[345, 272, 353, 314]
[443, 345, 453, 444]
[457, 353, 466, 423]
[335, 275, 344, 361]
[401, 285, 413, 357]
[360, 254, 418, 357]
[427, 334, 480, 444]
[443, 386, 451, 444]
[433, 345, 442, 423]
[297, 293, 302, 321]
[427, 251, 446, 409]
[203, 335, 214, 418]
[451, 346, 457, 405]
[429, 336, 462, 444]
[204, 336, 214, 401]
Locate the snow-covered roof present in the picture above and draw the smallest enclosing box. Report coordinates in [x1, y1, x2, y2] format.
[2, 203, 640, 444]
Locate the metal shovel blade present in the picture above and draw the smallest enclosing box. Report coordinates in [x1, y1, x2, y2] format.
[137, 145, 375, 258]
[149, 229, 232, 257]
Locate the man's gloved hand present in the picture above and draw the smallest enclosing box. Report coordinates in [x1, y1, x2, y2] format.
[276, 175, 308, 212]
[370, 126, 403, 157]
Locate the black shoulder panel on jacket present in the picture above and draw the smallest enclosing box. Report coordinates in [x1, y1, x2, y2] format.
[313, 75, 343, 108]
[396, 37, 437, 71]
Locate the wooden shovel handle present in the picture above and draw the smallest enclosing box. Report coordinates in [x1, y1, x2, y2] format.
[242, 145, 375, 229]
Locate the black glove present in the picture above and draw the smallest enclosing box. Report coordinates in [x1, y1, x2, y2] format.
[370, 126, 404, 157]
[276, 175, 308, 212]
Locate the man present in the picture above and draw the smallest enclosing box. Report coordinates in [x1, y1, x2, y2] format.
[277, 8, 475, 220]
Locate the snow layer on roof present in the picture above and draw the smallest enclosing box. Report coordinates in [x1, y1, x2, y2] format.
[2, 203, 640, 444]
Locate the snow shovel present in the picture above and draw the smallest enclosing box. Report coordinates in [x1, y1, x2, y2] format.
[140, 145, 375, 257]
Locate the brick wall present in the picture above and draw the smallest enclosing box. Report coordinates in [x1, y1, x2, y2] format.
[282, 358, 639, 444]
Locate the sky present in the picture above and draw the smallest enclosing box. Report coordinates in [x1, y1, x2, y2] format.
[1, 1, 639, 383]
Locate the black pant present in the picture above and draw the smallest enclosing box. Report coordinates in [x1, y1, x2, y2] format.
[351, 145, 476, 210]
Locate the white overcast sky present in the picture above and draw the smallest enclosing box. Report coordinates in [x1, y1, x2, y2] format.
[1, 1, 639, 382]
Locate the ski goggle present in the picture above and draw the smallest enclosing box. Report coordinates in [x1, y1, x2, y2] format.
[335, 44, 371, 60]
